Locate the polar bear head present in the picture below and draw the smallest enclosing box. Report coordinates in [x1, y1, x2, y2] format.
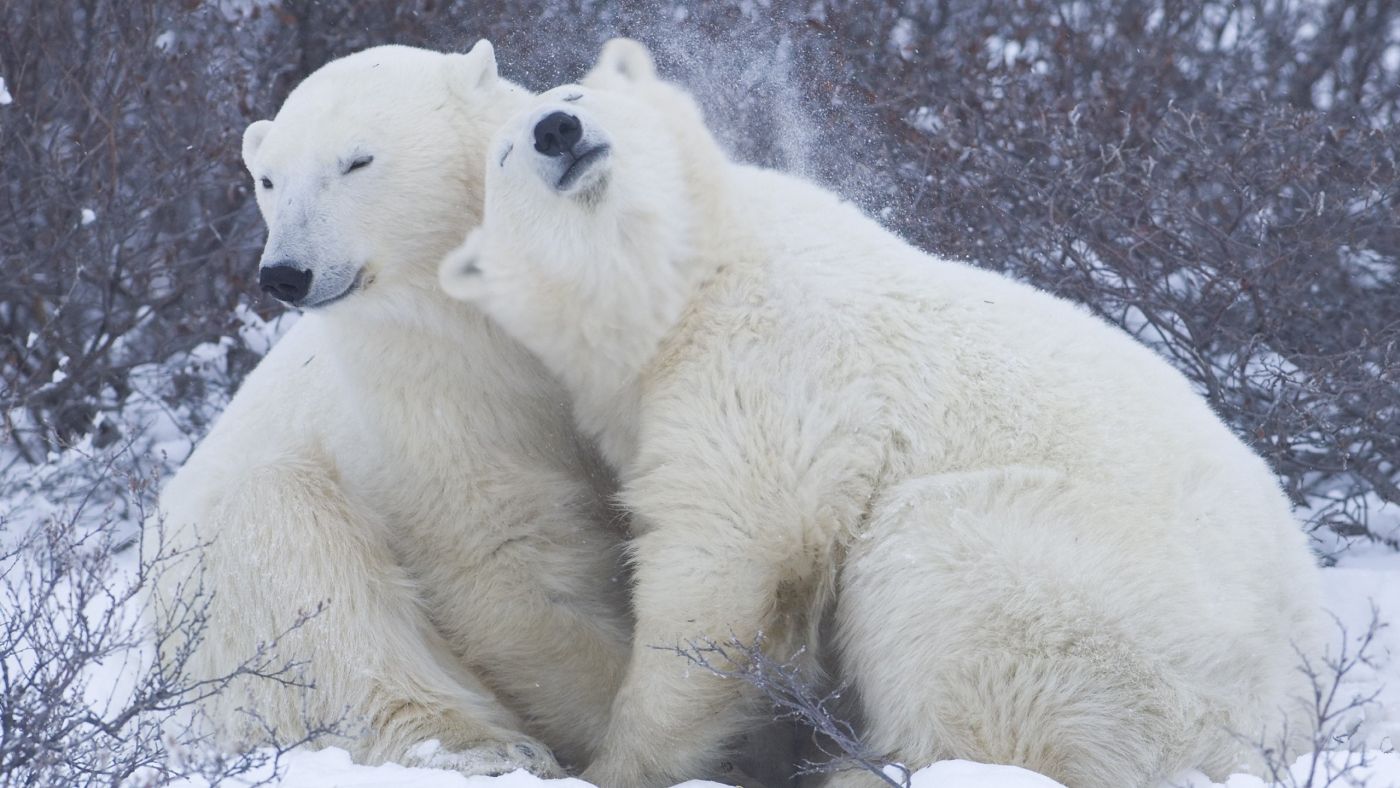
[438, 39, 733, 394]
[243, 41, 526, 313]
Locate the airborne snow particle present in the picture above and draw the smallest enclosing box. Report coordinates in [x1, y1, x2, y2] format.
[0, 77, 12, 106]
[81, 208, 97, 226]
[890, 18, 916, 60]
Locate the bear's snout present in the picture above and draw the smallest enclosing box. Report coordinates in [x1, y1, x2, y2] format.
[533, 112, 583, 157]
[259, 263, 313, 304]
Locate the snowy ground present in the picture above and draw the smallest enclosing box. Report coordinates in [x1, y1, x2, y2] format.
[6, 315, 1400, 788]
[159, 548, 1400, 788]
[165, 733, 1400, 788]
[167, 750, 1070, 787]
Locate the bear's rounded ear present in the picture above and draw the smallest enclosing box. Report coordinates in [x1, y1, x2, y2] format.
[242, 119, 273, 170]
[446, 39, 499, 97]
[439, 229, 489, 303]
[588, 38, 657, 85]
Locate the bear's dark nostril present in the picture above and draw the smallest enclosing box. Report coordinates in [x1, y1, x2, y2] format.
[533, 111, 583, 157]
[259, 263, 313, 303]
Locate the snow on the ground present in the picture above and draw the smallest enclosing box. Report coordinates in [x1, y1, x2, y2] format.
[1325, 545, 1400, 751]
[904, 760, 1066, 786]
[167, 746, 1400, 788]
[167, 750, 1067, 788]
[166, 747, 593, 788]
[163, 549, 1400, 788]
[1176, 751, 1400, 788]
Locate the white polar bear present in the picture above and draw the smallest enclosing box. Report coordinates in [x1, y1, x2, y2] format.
[152, 42, 632, 777]
[440, 39, 1326, 788]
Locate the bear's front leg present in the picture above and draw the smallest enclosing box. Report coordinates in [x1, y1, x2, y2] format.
[581, 524, 789, 788]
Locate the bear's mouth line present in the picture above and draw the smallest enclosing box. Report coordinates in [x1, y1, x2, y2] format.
[556, 144, 610, 191]
[303, 267, 366, 309]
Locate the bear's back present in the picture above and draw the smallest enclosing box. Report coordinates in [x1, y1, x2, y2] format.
[713, 164, 1286, 523]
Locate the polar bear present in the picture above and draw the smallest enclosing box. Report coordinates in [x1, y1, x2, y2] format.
[151, 42, 632, 777]
[439, 39, 1325, 788]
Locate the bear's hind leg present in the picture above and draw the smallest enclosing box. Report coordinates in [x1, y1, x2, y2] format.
[833, 469, 1208, 788]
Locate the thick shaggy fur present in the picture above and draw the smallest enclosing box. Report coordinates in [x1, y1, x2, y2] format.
[440, 39, 1325, 788]
[152, 43, 631, 776]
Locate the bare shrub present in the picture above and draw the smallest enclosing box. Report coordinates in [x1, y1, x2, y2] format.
[665, 636, 910, 787]
[0, 444, 333, 787]
[0, 1, 292, 460]
[1240, 608, 1389, 787]
[822, 0, 1400, 546]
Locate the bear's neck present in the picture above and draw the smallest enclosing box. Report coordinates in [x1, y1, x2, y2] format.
[328, 270, 470, 340]
[524, 249, 701, 470]
[546, 169, 751, 472]
[319, 279, 557, 454]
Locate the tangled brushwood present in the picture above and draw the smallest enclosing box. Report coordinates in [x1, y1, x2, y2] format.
[0, 442, 336, 786]
[2, 0, 1395, 544]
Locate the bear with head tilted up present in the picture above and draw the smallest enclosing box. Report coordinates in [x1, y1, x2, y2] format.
[153, 42, 631, 777]
[441, 38, 1325, 788]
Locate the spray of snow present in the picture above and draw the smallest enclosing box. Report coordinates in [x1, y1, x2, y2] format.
[0, 77, 13, 106]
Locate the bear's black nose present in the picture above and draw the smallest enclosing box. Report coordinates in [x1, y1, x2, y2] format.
[259, 263, 312, 303]
[533, 111, 582, 157]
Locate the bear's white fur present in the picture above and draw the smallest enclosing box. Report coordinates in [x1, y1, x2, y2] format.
[152, 42, 631, 777]
[441, 39, 1325, 788]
